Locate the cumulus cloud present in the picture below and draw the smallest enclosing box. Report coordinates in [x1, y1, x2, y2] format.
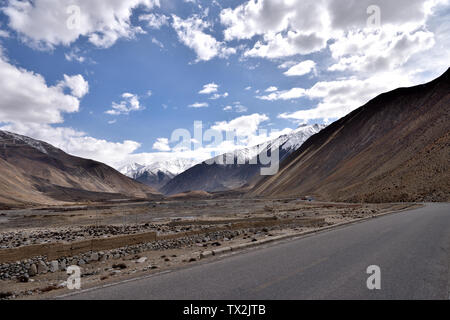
[265, 86, 278, 92]
[59, 74, 89, 98]
[153, 138, 171, 151]
[172, 15, 236, 61]
[277, 72, 414, 122]
[220, 0, 446, 60]
[0, 49, 144, 168]
[211, 113, 269, 137]
[3, 0, 160, 49]
[0, 51, 80, 124]
[106, 93, 144, 116]
[283, 60, 316, 77]
[199, 82, 219, 94]
[328, 27, 435, 73]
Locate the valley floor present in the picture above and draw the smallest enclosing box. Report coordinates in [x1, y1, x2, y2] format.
[0, 198, 418, 299]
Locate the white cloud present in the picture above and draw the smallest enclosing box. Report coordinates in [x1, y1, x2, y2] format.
[153, 138, 171, 151]
[4, 0, 160, 49]
[220, 0, 446, 59]
[211, 113, 269, 137]
[139, 13, 169, 29]
[223, 103, 248, 113]
[265, 86, 278, 92]
[106, 93, 144, 116]
[210, 92, 229, 100]
[199, 83, 228, 99]
[59, 74, 89, 98]
[189, 102, 209, 108]
[172, 15, 236, 61]
[284, 60, 316, 77]
[278, 60, 298, 69]
[328, 27, 435, 73]
[258, 87, 306, 101]
[199, 82, 219, 94]
[0, 48, 142, 168]
[65, 52, 85, 63]
[278, 72, 414, 122]
[0, 51, 80, 124]
[245, 31, 328, 59]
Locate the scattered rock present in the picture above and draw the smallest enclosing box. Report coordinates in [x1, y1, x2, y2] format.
[136, 257, 147, 264]
[18, 274, 29, 283]
[29, 264, 37, 277]
[90, 252, 99, 262]
[49, 261, 59, 273]
[112, 263, 127, 270]
[37, 261, 48, 274]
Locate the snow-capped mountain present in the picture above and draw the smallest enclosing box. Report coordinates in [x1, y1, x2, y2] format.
[119, 158, 199, 191]
[215, 124, 327, 164]
[162, 124, 326, 195]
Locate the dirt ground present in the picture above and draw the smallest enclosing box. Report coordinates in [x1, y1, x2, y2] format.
[0, 198, 420, 299]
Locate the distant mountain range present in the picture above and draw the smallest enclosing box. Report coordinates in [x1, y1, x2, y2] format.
[161, 124, 326, 195]
[250, 68, 450, 202]
[0, 131, 160, 206]
[1, 68, 448, 206]
[119, 159, 199, 191]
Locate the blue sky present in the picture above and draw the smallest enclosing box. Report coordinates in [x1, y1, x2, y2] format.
[0, 0, 448, 167]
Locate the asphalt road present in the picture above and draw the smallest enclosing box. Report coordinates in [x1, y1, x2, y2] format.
[63, 203, 450, 300]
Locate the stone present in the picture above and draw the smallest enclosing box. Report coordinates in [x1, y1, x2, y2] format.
[49, 261, 59, 273]
[29, 264, 38, 277]
[90, 252, 99, 262]
[37, 261, 48, 274]
[18, 274, 29, 283]
[136, 257, 147, 264]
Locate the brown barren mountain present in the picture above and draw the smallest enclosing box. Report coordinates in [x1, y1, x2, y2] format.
[0, 131, 160, 206]
[250, 68, 450, 202]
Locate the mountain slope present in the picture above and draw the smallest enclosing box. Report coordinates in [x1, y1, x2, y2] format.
[0, 131, 160, 206]
[250, 68, 450, 202]
[119, 159, 198, 190]
[161, 124, 325, 195]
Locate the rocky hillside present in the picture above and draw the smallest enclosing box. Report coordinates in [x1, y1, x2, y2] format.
[0, 131, 160, 206]
[250, 68, 450, 202]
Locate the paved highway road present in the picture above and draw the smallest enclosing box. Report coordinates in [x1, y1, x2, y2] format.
[63, 204, 450, 300]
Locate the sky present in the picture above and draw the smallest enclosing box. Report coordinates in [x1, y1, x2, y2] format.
[0, 0, 449, 169]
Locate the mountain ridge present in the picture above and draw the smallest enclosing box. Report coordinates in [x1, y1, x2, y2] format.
[161, 124, 326, 195]
[250, 68, 450, 202]
[0, 131, 160, 206]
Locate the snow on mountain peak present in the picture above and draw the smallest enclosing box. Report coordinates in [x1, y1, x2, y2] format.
[119, 158, 198, 179]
